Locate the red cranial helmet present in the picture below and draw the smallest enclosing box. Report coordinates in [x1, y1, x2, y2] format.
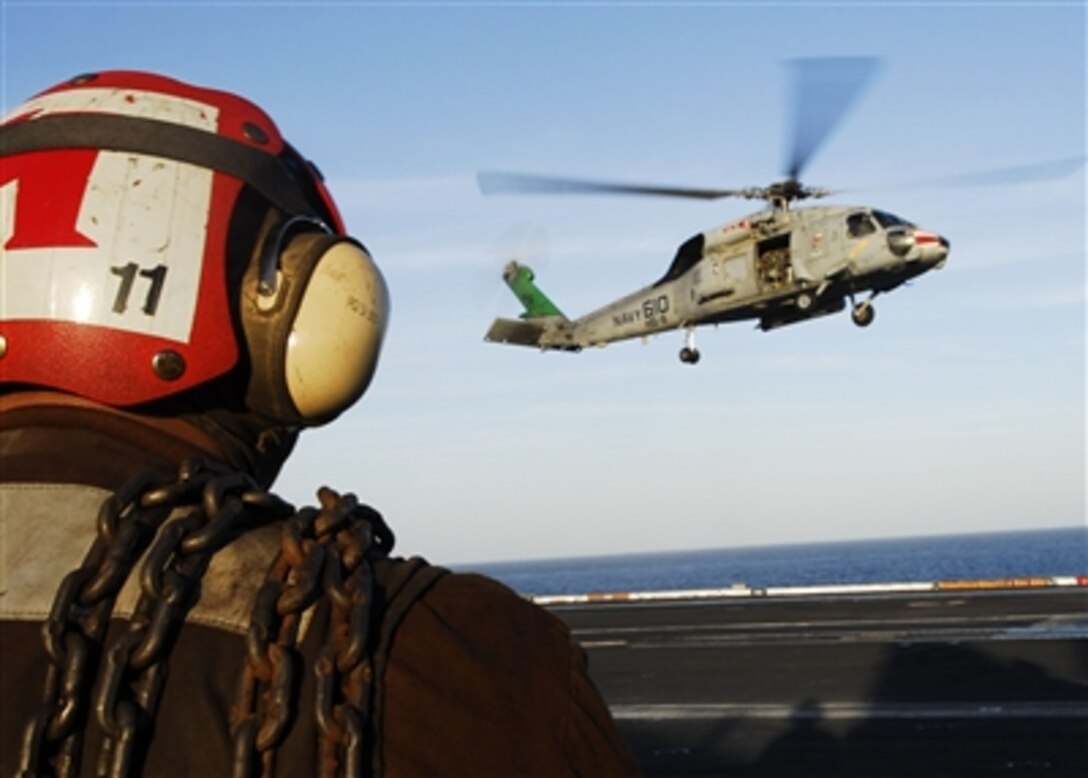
[1, 71, 388, 426]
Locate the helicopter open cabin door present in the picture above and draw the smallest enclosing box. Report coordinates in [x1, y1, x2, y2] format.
[754, 232, 792, 294]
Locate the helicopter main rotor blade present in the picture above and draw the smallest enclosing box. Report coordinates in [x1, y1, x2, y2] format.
[839, 155, 1086, 195]
[478, 171, 758, 201]
[786, 57, 883, 181]
[900, 156, 1085, 190]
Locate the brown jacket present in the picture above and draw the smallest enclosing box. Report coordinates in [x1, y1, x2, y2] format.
[0, 393, 639, 776]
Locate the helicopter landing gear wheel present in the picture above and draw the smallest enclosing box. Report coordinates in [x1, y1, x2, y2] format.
[679, 327, 700, 365]
[796, 291, 815, 312]
[852, 301, 875, 327]
[680, 347, 701, 364]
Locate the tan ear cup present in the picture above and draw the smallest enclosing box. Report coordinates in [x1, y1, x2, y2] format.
[283, 239, 389, 423]
[242, 229, 389, 426]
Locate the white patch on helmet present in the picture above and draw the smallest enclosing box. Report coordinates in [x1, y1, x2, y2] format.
[2, 151, 211, 342]
[4, 87, 219, 130]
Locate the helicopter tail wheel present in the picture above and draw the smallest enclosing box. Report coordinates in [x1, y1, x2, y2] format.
[852, 301, 875, 327]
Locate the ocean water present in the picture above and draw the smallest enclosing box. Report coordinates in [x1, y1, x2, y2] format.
[458, 527, 1088, 597]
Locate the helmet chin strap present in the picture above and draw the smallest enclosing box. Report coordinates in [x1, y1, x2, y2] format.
[182, 408, 298, 490]
[142, 366, 299, 490]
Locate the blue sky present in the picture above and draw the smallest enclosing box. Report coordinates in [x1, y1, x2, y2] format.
[3, 1, 1085, 565]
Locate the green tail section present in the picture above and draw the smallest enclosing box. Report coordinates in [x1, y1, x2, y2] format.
[503, 262, 565, 319]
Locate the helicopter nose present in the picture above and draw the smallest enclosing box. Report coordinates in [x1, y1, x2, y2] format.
[935, 235, 950, 262]
[913, 231, 950, 264]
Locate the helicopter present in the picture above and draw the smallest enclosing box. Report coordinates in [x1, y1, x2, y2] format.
[476, 58, 1063, 364]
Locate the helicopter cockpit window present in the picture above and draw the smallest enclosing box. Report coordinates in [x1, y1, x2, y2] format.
[846, 212, 878, 238]
[872, 210, 916, 229]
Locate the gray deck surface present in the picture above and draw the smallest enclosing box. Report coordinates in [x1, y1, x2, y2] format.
[551, 588, 1088, 775]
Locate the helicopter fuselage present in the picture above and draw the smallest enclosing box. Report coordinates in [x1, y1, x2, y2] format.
[486, 204, 949, 359]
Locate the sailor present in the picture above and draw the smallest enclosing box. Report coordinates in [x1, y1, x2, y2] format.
[0, 71, 638, 776]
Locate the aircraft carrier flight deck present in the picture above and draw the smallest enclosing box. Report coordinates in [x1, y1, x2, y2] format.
[543, 579, 1088, 776]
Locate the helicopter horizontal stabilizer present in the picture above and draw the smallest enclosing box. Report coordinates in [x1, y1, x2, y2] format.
[485, 315, 582, 352]
[485, 317, 550, 347]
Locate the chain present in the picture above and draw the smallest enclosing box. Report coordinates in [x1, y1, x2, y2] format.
[18, 458, 294, 778]
[18, 459, 395, 778]
[232, 487, 395, 778]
